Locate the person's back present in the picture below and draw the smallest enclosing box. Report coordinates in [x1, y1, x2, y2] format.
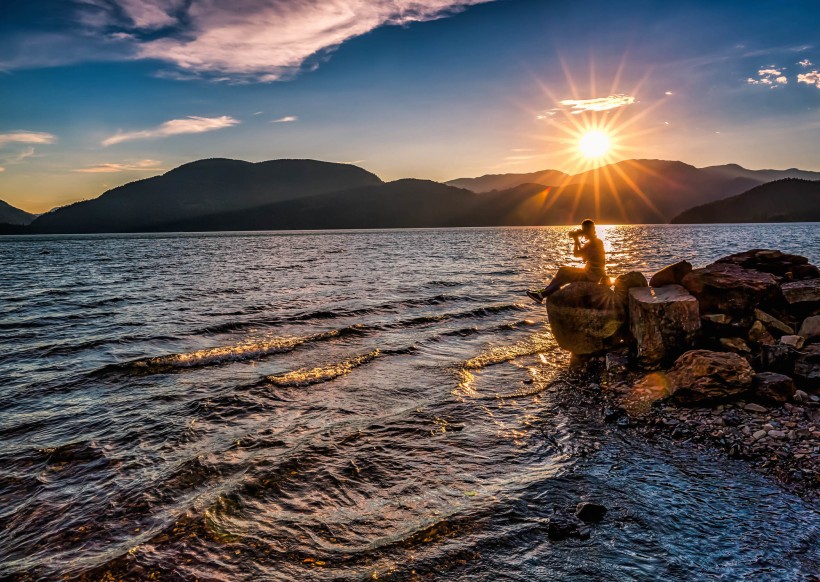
[580, 236, 606, 280]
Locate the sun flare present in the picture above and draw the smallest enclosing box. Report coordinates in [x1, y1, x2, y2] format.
[579, 130, 610, 158]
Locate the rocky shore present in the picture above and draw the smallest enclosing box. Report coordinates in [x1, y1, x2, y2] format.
[546, 248, 820, 498]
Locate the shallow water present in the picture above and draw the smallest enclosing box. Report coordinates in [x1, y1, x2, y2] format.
[1, 225, 818, 580]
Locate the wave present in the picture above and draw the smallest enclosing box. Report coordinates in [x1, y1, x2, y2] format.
[265, 350, 381, 387]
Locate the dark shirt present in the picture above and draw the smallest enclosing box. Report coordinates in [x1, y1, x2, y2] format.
[580, 237, 606, 278]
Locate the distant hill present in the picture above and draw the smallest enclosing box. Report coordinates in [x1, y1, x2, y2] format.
[0, 200, 36, 226]
[446, 169, 570, 193]
[700, 163, 820, 182]
[671, 179, 820, 224]
[28, 159, 382, 233]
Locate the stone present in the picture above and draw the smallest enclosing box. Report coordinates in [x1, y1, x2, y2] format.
[744, 402, 768, 412]
[613, 271, 648, 303]
[628, 285, 700, 368]
[547, 282, 626, 355]
[605, 351, 628, 374]
[682, 263, 779, 315]
[748, 320, 775, 346]
[794, 389, 809, 402]
[781, 279, 820, 305]
[649, 260, 692, 288]
[753, 429, 768, 440]
[716, 250, 812, 280]
[760, 344, 797, 375]
[702, 313, 731, 325]
[546, 514, 589, 541]
[798, 315, 820, 341]
[754, 308, 794, 336]
[793, 264, 820, 280]
[768, 430, 787, 439]
[668, 350, 755, 404]
[794, 344, 820, 389]
[752, 372, 796, 404]
[719, 337, 750, 354]
[575, 502, 607, 523]
[780, 335, 805, 349]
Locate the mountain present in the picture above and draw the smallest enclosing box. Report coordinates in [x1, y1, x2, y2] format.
[0, 200, 36, 226]
[446, 169, 570, 192]
[28, 158, 382, 234]
[699, 163, 820, 182]
[671, 179, 820, 224]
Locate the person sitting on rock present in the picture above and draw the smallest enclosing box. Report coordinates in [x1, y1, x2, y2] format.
[527, 219, 607, 304]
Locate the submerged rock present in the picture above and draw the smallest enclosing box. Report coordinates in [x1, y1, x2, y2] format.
[575, 502, 607, 523]
[628, 285, 700, 368]
[682, 263, 779, 314]
[546, 282, 625, 355]
[649, 260, 692, 288]
[752, 372, 796, 404]
[668, 350, 754, 404]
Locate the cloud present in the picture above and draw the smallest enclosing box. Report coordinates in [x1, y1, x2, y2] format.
[0, 131, 57, 146]
[74, 159, 165, 172]
[270, 115, 298, 123]
[557, 94, 636, 114]
[747, 67, 788, 86]
[798, 70, 820, 88]
[102, 115, 239, 146]
[799, 59, 813, 67]
[76, 0, 495, 82]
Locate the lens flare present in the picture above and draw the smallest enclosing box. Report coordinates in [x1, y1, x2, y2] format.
[579, 130, 610, 158]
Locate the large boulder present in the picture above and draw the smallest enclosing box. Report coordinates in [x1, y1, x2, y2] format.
[781, 279, 820, 305]
[649, 260, 692, 288]
[613, 271, 648, 304]
[794, 344, 820, 389]
[628, 285, 700, 368]
[681, 263, 779, 315]
[751, 372, 795, 404]
[547, 282, 626, 355]
[667, 350, 754, 404]
[716, 249, 815, 281]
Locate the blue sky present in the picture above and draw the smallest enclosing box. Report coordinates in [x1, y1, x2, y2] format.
[1, 0, 819, 212]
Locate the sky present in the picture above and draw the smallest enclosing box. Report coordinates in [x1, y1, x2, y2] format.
[1, 0, 819, 213]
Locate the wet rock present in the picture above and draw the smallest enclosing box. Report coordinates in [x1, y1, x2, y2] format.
[798, 315, 820, 342]
[682, 263, 779, 315]
[794, 344, 820, 389]
[748, 320, 776, 346]
[668, 350, 755, 404]
[752, 372, 795, 404]
[613, 271, 648, 303]
[780, 335, 805, 349]
[575, 502, 607, 523]
[628, 285, 700, 368]
[719, 337, 751, 354]
[547, 282, 626, 355]
[754, 308, 794, 336]
[546, 513, 589, 541]
[781, 279, 820, 305]
[649, 260, 692, 288]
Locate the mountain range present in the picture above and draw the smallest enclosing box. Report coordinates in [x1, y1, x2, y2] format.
[0, 200, 36, 226]
[2, 158, 818, 234]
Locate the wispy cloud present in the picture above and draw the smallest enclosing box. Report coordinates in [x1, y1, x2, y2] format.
[76, 0, 495, 82]
[557, 94, 636, 114]
[747, 67, 788, 86]
[102, 115, 239, 146]
[799, 59, 813, 67]
[0, 131, 57, 146]
[74, 159, 165, 173]
[270, 115, 298, 123]
[798, 70, 820, 88]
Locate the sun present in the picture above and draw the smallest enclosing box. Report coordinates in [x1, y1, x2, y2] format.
[578, 130, 610, 158]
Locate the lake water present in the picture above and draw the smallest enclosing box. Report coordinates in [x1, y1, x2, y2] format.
[1, 225, 819, 580]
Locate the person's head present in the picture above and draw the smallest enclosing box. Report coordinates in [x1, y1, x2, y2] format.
[580, 219, 596, 238]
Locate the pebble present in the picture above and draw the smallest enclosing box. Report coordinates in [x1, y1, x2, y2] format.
[768, 430, 787, 439]
[794, 390, 809, 403]
[753, 429, 768, 441]
[744, 403, 768, 413]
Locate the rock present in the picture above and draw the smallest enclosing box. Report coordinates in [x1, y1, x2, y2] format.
[702, 313, 731, 325]
[719, 337, 750, 354]
[649, 260, 692, 288]
[716, 249, 812, 280]
[798, 315, 820, 341]
[781, 279, 820, 305]
[780, 335, 805, 349]
[793, 264, 820, 280]
[668, 350, 755, 404]
[744, 402, 768, 412]
[628, 285, 700, 368]
[613, 271, 648, 303]
[605, 351, 628, 374]
[682, 263, 779, 315]
[546, 513, 589, 541]
[794, 389, 809, 403]
[575, 502, 607, 523]
[752, 372, 795, 404]
[753, 308, 794, 336]
[753, 429, 768, 440]
[546, 282, 626, 355]
[759, 343, 797, 375]
[748, 320, 775, 346]
[794, 344, 820, 389]
[768, 429, 787, 439]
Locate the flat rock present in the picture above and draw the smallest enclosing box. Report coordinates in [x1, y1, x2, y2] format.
[668, 350, 754, 404]
[744, 402, 768, 412]
[752, 372, 795, 404]
[716, 249, 812, 280]
[629, 285, 700, 368]
[719, 337, 750, 354]
[754, 308, 794, 335]
[702, 313, 731, 325]
[781, 279, 820, 305]
[798, 315, 820, 341]
[547, 282, 626, 355]
[649, 260, 692, 288]
[682, 263, 779, 315]
[780, 335, 805, 349]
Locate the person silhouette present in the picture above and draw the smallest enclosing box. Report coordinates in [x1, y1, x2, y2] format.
[526, 219, 607, 304]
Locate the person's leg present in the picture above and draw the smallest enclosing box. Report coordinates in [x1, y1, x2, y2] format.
[541, 266, 588, 297]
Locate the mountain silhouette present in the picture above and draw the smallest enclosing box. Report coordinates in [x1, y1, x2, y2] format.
[446, 169, 570, 192]
[0, 200, 36, 226]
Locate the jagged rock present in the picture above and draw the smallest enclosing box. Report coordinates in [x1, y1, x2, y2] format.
[781, 280, 820, 305]
[780, 335, 805, 349]
[702, 313, 731, 325]
[748, 320, 775, 345]
[546, 282, 626, 355]
[613, 271, 648, 303]
[649, 260, 692, 288]
[760, 343, 797, 375]
[716, 249, 812, 280]
[754, 308, 794, 336]
[719, 337, 751, 354]
[798, 315, 820, 341]
[682, 263, 779, 315]
[668, 350, 754, 404]
[575, 502, 607, 523]
[794, 344, 820, 389]
[628, 285, 700, 368]
[752, 372, 796, 404]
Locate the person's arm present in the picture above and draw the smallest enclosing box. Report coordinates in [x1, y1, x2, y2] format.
[572, 235, 585, 258]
